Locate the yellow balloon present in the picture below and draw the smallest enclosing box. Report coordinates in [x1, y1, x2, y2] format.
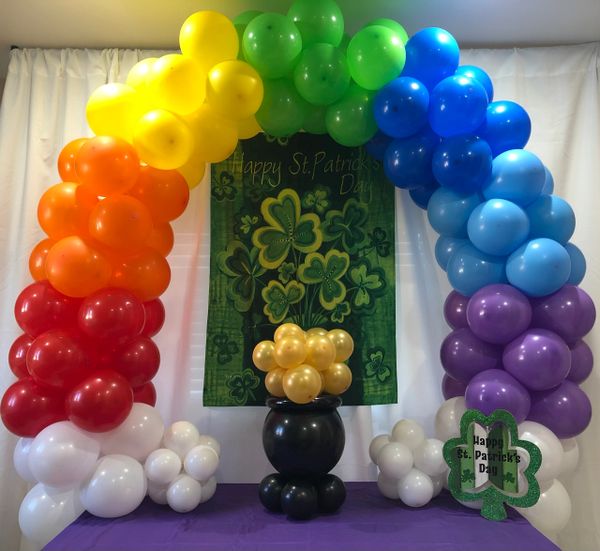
[283, 364, 322, 404]
[252, 340, 278, 372]
[133, 109, 194, 170]
[323, 362, 353, 395]
[185, 105, 238, 163]
[274, 323, 305, 342]
[306, 327, 328, 337]
[274, 336, 307, 369]
[306, 335, 336, 371]
[86, 83, 144, 142]
[126, 57, 157, 95]
[147, 54, 206, 116]
[318, 370, 326, 394]
[177, 155, 206, 190]
[179, 11, 239, 73]
[265, 368, 286, 397]
[207, 60, 264, 120]
[237, 116, 262, 140]
[327, 329, 354, 362]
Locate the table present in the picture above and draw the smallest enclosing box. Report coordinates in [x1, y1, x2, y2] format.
[45, 483, 559, 551]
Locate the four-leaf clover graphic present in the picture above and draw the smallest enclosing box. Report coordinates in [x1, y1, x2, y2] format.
[262, 280, 306, 323]
[212, 170, 237, 201]
[212, 333, 239, 364]
[302, 187, 331, 214]
[298, 249, 350, 310]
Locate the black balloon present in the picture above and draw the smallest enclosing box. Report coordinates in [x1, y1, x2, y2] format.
[316, 474, 346, 513]
[281, 479, 318, 520]
[258, 473, 285, 512]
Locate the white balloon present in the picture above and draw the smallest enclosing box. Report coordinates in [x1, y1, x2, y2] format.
[435, 397, 466, 441]
[147, 480, 169, 505]
[200, 476, 217, 503]
[29, 421, 100, 488]
[560, 438, 579, 475]
[144, 448, 182, 485]
[197, 435, 221, 457]
[167, 474, 202, 513]
[518, 421, 563, 483]
[430, 472, 446, 497]
[184, 445, 220, 482]
[101, 404, 164, 462]
[398, 468, 434, 507]
[368, 434, 390, 464]
[80, 455, 146, 518]
[163, 421, 200, 459]
[515, 479, 572, 534]
[13, 438, 36, 483]
[377, 472, 400, 499]
[391, 419, 425, 450]
[377, 442, 413, 480]
[413, 438, 447, 477]
[19, 483, 84, 545]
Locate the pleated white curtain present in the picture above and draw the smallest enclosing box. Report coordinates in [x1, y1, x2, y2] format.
[0, 44, 598, 551]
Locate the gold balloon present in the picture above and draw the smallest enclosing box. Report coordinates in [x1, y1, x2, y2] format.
[274, 323, 305, 342]
[237, 116, 262, 140]
[323, 362, 353, 395]
[265, 368, 286, 397]
[318, 370, 326, 394]
[274, 336, 307, 369]
[306, 327, 327, 337]
[252, 340, 278, 372]
[283, 364, 322, 404]
[305, 335, 336, 371]
[327, 329, 354, 362]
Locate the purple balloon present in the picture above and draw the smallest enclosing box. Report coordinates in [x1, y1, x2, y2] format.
[466, 284, 532, 344]
[442, 374, 467, 399]
[440, 328, 501, 383]
[444, 291, 469, 329]
[568, 340, 593, 384]
[503, 329, 571, 391]
[531, 285, 596, 344]
[528, 381, 592, 438]
[465, 369, 531, 423]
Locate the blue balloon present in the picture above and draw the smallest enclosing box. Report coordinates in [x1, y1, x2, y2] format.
[542, 166, 554, 195]
[526, 195, 575, 244]
[427, 187, 481, 237]
[455, 65, 494, 101]
[401, 28, 459, 90]
[480, 101, 531, 157]
[409, 182, 440, 209]
[432, 135, 492, 193]
[506, 238, 571, 297]
[429, 75, 489, 137]
[374, 77, 429, 138]
[435, 235, 468, 270]
[384, 127, 440, 189]
[467, 199, 530, 256]
[447, 243, 507, 297]
[365, 131, 392, 161]
[482, 149, 545, 207]
[565, 243, 587, 285]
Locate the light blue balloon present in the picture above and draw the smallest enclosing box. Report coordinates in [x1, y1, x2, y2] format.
[565, 243, 587, 285]
[447, 243, 507, 297]
[435, 235, 468, 271]
[482, 149, 545, 207]
[467, 199, 530, 256]
[506, 238, 571, 297]
[427, 187, 482, 237]
[526, 194, 575, 245]
[541, 166, 554, 195]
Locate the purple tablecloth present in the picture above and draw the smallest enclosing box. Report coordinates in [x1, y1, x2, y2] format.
[45, 483, 559, 551]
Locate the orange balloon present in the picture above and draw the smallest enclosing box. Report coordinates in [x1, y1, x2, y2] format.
[75, 136, 140, 197]
[29, 238, 55, 281]
[145, 222, 174, 256]
[111, 248, 171, 301]
[89, 195, 153, 251]
[128, 166, 189, 222]
[58, 138, 89, 182]
[45, 236, 112, 297]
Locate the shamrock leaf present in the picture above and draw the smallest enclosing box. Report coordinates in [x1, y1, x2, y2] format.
[211, 332, 239, 364]
[252, 188, 323, 269]
[322, 198, 369, 254]
[262, 280, 305, 324]
[348, 259, 387, 309]
[302, 186, 331, 215]
[330, 300, 351, 323]
[278, 261, 296, 284]
[298, 249, 350, 310]
[368, 227, 392, 257]
[364, 347, 392, 383]
[226, 368, 260, 406]
[240, 214, 259, 235]
[212, 170, 237, 202]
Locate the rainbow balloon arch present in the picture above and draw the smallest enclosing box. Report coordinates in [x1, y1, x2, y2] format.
[1, 0, 595, 543]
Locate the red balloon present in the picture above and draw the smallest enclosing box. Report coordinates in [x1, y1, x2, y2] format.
[1, 378, 66, 437]
[8, 334, 34, 378]
[66, 370, 133, 432]
[141, 299, 165, 337]
[112, 336, 160, 387]
[78, 288, 145, 341]
[14, 280, 80, 337]
[133, 382, 157, 406]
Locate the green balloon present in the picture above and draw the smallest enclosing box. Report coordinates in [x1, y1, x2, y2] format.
[293, 43, 350, 106]
[339, 32, 351, 54]
[367, 18, 409, 45]
[243, 13, 303, 78]
[257, 79, 309, 137]
[346, 25, 406, 90]
[303, 105, 328, 134]
[325, 83, 377, 147]
[287, 0, 344, 47]
[234, 10, 262, 59]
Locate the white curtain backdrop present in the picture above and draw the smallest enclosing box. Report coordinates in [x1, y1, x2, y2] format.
[0, 44, 598, 551]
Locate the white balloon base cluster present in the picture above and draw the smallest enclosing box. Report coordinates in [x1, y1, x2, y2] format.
[370, 419, 448, 507]
[14, 404, 220, 545]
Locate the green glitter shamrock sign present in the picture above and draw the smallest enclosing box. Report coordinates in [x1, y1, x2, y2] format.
[443, 409, 542, 521]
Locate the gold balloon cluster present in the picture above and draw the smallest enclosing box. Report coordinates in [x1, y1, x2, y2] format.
[85, 11, 264, 189]
[252, 323, 354, 404]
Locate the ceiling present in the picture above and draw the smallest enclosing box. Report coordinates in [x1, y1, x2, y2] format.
[1, 0, 600, 85]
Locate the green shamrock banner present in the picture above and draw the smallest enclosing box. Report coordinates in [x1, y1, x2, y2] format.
[203, 133, 397, 406]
